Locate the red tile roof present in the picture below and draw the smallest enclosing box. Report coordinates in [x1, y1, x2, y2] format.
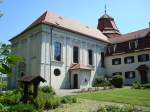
[109, 28, 150, 43]
[106, 29, 150, 56]
[10, 11, 110, 43]
[70, 64, 92, 70]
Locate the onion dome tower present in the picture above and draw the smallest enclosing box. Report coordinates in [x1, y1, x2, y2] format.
[97, 5, 121, 38]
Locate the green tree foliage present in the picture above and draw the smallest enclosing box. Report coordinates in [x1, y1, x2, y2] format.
[0, 43, 24, 75]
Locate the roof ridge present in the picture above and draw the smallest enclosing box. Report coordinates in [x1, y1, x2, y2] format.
[123, 28, 149, 36]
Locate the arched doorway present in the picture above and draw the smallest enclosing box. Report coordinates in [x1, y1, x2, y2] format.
[139, 70, 148, 84]
[73, 74, 78, 89]
[136, 64, 148, 84]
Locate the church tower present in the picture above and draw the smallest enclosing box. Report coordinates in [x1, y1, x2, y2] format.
[97, 6, 121, 38]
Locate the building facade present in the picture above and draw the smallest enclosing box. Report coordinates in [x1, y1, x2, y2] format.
[9, 11, 150, 89]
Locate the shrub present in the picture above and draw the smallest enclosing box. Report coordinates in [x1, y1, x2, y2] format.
[34, 91, 45, 110]
[142, 83, 150, 89]
[44, 95, 61, 109]
[61, 96, 77, 104]
[93, 77, 111, 87]
[0, 89, 22, 105]
[8, 104, 37, 112]
[40, 86, 55, 95]
[0, 103, 9, 112]
[97, 105, 137, 112]
[34, 91, 60, 110]
[111, 75, 123, 88]
[132, 82, 142, 89]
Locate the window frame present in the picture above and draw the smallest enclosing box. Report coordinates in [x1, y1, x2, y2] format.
[73, 46, 79, 63]
[124, 56, 134, 64]
[125, 71, 136, 79]
[88, 49, 93, 65]
[138, 54, 149, 62]
[112, 58, 121, 65]
[54, 42, 62, 62]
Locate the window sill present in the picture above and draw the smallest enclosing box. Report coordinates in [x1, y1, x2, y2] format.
[52, 60, 64, 64]
[87, 65, 95, 69]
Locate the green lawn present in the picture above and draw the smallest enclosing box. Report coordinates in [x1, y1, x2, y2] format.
[74, 88, 150, 107]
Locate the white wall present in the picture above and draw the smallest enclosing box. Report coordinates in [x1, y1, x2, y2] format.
[10, 25, 42, 88]
[40, 24, 107, 89]
[105, 50, 150, 84]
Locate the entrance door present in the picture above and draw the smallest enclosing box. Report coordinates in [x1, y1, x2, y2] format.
[73, 74, 78, 89]
[139, 70, 148, 84]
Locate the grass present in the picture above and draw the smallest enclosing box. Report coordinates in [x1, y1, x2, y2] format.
[73, 88, 150, 107]
[52, 99, 150, 112]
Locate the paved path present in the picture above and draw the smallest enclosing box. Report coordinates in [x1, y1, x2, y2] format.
[55, 89, 79, 96]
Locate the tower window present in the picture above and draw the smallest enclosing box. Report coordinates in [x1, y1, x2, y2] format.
[54, 42, 61, 61]
[88, 49, 93, 65]
[73, 46, 79, 63]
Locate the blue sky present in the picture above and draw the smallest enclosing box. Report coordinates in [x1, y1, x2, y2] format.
[0, 0, 150, 43]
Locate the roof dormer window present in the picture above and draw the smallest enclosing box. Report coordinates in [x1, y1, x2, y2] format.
[113, 44, 117, 53]
[129, 40, 138, 50]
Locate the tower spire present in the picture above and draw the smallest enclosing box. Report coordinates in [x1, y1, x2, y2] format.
[105, 4, 107, 14]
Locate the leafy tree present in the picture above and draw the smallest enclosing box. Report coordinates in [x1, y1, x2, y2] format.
[0, 43, 24, 75]
[0, 43, 24, 91]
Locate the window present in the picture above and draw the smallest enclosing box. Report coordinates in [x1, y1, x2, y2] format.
[112, 58, 121, 65]
[125, 71, 135, 79]
[129, 41, 135, 50]
[101, 52, 105, 67]
[124, 56, 134, 64]
[54, 69, 61, 76]
[73, 46, 79, 63]
[138, 54, 149, 62]
[88, 49, 93, 65]
[54, 42, 61, 61]
[0, 74, 7, 92]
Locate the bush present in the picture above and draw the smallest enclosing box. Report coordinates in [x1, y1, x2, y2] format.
[0, 103, 9, 112]
[93, 77, 111, 87]
[61, 96, 77, 104]
[34, 91, 60, 110]
[8, 104, 38, 112]
[40, 86, 55, 95]
[142, 83, 150, 89]
[111, 75, 123, 88]
[34, 91, 45, 110]
[132, 82, 142, 89]
[44, 95, 61, 109]
[97, 105, 137, 112]
[0, 89, 22, 105]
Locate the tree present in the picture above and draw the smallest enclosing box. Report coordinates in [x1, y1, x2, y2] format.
[0, 43, 24, 75]
[0, 43, 24, 91]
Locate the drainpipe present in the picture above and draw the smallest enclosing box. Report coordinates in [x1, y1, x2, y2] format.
[49, 26, 54, 86]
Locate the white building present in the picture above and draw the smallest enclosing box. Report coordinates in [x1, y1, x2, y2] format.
[9, 11, 150, 89]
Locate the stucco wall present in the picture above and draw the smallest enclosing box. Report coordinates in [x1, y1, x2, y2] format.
[105, 50, 150, 84]
[40, 24, 107, 89]
[10, 25, 42, 88]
